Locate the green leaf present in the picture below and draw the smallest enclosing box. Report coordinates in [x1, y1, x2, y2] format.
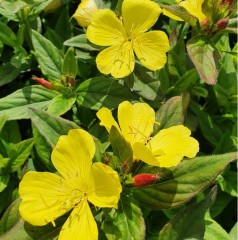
[125, 63, 164, 101]
[204, 214, 232, 240]
[0, 174, 10, 192]
[62, 47, 78, 78]
[0, 22, 19, 47]
[131, 152, 237, 209]
[30, 108, 78, 169]
[0, 121, 21, 144]
[63, 34, 100, 51]
[218, 170, 237, 197]
[229, 222, 237, 240]
[167, 68, 199, 95]
[154, 96, 184, 133]
[0, 63, 21, 87]
[190, 101, 223, 146]
[47, 95, 76, 116]
[158, 186, 217, 240]
[0, 115, 8, 133]
[31, 29, 63, 81]
[187, 36, 220, 85]
[109, 126, 133, 173]
[0, 198, 21, 236]
[7, 139, 34, 172]
[160, 4, 198, 26]
[0, 85, 58, 120]
[102, 193, 145, 240]
[76, 77, 138, 110]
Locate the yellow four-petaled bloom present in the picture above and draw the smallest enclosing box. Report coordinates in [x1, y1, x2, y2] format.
[86, 0, 170, 78]
[19, 129, 122, 240]
[97, 101, 199, 167]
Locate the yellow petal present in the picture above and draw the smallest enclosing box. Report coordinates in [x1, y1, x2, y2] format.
[149, 125, 199, 166]
[122, 0, 161, 39]
[162, 9, 184, 21]
[96, 107, 120, 133]
[86, 9, 127, 46]
[73, 0, 98, 27]
[133, 142, 161, 166]
[52, 129, 95, 189]
[118, 101, 155, 146]
[88, 162, 122, 209]
[19, 171, 75, 226]
[96, 42, 135, 78]
[133, 31, 170, 71]
[59, 200, 98, 240]
[180, 0, 206, 22]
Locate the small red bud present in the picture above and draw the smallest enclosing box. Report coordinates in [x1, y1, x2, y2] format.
[217, 18, 229, 30]
[32, 75, 53, 90]
[201, 18, 210, 29]
[221, 0, 233, 6]
[133, 173, 160, 187]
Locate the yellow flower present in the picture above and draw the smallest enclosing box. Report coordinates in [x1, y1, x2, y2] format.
[44, 0, 62, 13]
[86, 0, 170, 78]
[97, 101, 199, 167]
[163, 0, 207, 23]
[73, 0, 98, 27]
[19, 129, 122, 240]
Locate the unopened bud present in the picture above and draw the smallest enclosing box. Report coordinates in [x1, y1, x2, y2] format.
[221, 0, 233, 6]
[32, 75, 53, 90]
[217, 18, 229, 30]
[200, 18, 210, 29]
[133, 173, 160, 187]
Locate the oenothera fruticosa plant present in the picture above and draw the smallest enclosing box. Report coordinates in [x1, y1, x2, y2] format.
[17, 102, 237, 240]
[75, 0, 170, 78]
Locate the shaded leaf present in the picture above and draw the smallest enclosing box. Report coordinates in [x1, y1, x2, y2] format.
[158, 186, 217, 240]
[125, 63, 164, 101]
[109, 126, 133, 173]
[76, 77, 138, 110]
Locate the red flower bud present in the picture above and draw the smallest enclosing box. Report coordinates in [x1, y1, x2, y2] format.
[201, 18, 210, 29]
[32, 75, 53, 90]
[217, 18, 229, 30]
[133, 173, 160, 187]
[222, 0, 233, 6]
